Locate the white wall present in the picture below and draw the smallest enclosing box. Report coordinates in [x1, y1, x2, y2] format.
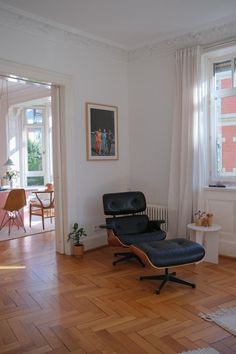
[0, 22, 130, 244]
[0, 10, 178, 251]
[128, 53, 175, 205]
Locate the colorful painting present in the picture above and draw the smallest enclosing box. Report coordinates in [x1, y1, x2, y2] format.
[86, 103, 118, 160]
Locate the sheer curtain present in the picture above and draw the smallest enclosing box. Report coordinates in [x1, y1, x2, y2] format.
[168, 46, 207, 238]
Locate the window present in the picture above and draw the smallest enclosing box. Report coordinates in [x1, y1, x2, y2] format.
[26, 108, 43, 124]
[23, 106, 49, 187]
[209, 54, 236, 182]
[26, 126, 44, 186]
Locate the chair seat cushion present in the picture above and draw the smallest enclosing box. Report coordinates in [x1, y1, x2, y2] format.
[135, 238, 205, 267]
[118, 230, 166, 245]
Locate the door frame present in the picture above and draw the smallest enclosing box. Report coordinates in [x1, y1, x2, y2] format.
[0, 58, 72, 254]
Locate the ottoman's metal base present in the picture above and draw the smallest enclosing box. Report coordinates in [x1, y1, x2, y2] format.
[140, 268, 195, 294]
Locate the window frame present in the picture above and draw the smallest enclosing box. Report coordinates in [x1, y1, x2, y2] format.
[208, 52, 236, 184]
[22, 105, 47, 187]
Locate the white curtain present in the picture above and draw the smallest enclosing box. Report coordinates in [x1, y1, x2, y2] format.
[168, 46, 208, 238]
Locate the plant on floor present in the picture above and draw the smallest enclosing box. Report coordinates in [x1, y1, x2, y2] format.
[67, 222, 87, 246]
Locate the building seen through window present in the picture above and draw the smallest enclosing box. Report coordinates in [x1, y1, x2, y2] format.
[211, 56, 236, 180]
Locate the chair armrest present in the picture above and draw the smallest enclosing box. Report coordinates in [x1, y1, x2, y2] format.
[100, 224, 122, 247]
[99, 224, 114, 230]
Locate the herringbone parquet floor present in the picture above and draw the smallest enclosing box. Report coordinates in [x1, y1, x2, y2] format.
[0, 233, 236, 354]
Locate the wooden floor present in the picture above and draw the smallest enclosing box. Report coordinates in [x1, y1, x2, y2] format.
[1, 233, 236, 354]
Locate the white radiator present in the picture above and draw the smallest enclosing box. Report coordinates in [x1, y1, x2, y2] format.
[145, 204, 168, 232]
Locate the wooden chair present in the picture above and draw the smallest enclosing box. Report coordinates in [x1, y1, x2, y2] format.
[29, 191, 54, 230]
[0, 189, 26, 236]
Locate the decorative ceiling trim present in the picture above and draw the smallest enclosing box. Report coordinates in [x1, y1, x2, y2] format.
[0, 4, 236, 62]
[0, 6, 128, 62]
[128, 19, 236, 61]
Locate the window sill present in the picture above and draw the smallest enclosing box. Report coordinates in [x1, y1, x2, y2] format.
[204, 186, 236, 192]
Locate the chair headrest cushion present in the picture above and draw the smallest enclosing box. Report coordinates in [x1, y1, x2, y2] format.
[103, 191, 146, 215]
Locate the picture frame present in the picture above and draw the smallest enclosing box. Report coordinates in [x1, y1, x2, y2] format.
[86, 102, 119, 160]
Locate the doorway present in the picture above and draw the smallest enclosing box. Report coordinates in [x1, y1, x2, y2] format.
[0, 76, 54, 238]
[0, 60, 68, 253]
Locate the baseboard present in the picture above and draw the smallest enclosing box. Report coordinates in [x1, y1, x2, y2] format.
[219, 240, 236, 258]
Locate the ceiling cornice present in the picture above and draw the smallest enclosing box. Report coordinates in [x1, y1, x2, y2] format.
[0, 4, 236, 62]
[129, 20, 236, 61]
[0, 5, 128, 62]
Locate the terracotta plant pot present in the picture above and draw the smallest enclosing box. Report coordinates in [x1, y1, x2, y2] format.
[73, 244, 84, 257]
[45, 183, 53, 191]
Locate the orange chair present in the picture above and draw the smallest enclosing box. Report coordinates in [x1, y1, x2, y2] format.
[0, 189, 26, 236]
[29, 191, 54, 230]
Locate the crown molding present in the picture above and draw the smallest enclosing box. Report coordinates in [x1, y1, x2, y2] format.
[0, 5, 128, 62]
[129, 19, 236, 61]
[0, 4, 236, 63]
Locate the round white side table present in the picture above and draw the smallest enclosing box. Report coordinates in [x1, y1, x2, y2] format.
[187, 223, 221, 264]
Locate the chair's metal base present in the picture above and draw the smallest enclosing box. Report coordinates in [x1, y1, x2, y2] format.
[0, 210, 26, 236]
[140, 268, 195, 294]
[113, 252, 145, 267]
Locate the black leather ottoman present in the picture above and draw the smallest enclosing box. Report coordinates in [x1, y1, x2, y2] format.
[130, 238, 205, 294]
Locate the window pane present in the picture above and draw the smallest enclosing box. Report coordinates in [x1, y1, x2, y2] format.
[27, 128, 43, 171]
[35, 109, 43, 123]
[27, 176, 44, 186]
[26, 108, 43, 124]
[214, 95, 236, 177]
[213, 60, 232, 90]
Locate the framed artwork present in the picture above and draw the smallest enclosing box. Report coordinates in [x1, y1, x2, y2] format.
[86, 102, 119, 160]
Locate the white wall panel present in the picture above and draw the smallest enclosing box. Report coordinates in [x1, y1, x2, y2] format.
[206, 199, 235, 232]
[204, 188, 236, 257]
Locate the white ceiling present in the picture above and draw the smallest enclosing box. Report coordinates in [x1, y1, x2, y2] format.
[0, 77, 50, 106]
[1, 0, 236, 49]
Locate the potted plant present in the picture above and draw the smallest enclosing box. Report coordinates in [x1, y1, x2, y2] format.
[67, 222, 87, 256]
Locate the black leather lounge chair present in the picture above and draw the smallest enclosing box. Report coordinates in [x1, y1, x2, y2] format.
[103, 191, 205, 294]
[102, 191, 166, 266]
